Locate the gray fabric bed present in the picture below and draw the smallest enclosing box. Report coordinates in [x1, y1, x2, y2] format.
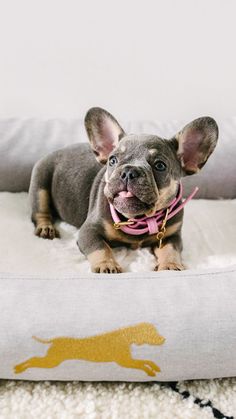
[1, 268, 236, 382]
[0, 117, 235, 382]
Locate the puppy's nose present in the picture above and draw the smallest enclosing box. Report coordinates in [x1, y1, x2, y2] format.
[120, 167, 140, 181]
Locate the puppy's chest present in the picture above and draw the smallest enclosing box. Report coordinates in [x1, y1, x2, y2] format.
[103, 219, 182, 249]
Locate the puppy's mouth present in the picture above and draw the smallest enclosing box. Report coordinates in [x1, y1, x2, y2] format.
[116, 190, 135, 198]
[111, 189, 153, 217]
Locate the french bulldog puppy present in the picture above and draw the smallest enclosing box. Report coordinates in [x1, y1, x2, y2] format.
[29, 108, 218, 273]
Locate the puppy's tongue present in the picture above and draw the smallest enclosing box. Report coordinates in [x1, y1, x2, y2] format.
[118, 191, 134, 198]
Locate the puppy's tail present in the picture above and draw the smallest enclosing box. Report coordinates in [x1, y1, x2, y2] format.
[32, 336, 53, 344]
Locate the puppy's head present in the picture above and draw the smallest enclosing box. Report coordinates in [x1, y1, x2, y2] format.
[85, 107, 218, 218]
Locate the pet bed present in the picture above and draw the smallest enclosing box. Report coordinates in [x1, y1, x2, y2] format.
[0, 118, 235, 382]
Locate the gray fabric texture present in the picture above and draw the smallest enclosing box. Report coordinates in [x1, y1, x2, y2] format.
[1, 267, 236, 381]
[0, 118, 235, 198]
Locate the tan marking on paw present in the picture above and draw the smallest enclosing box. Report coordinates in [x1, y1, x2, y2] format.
[38, 189, 50, 213]
[93, 260, 123, 274]
[35, 224, 60, 240]
[88, 247, 122, 274]
[153, 242, 184, 271]
[33, 189, 59, 240]
[155, 261, 185, 271]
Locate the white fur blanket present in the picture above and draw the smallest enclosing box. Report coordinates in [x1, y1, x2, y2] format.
[1, 192, 236, 275]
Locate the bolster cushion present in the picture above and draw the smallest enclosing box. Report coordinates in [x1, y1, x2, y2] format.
[1, 268, 236, 382]
[0, 118, 236, 198]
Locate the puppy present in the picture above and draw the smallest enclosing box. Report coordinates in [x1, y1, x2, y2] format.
[29, 107, 218, 273]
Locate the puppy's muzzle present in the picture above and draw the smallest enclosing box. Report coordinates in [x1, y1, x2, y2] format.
[120, 166, 141, 183]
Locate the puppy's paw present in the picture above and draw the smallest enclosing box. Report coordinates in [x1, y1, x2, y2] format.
[35, 224, 60, 240]
[155, 261, 185, 271]
[92, 261, 123, 274]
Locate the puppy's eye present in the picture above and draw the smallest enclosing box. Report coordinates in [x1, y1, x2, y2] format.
[109, 155, 118, 167]
[154, 160, 167, 171]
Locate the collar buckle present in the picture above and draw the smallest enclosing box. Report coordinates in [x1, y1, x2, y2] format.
[113, 220, 135, 230]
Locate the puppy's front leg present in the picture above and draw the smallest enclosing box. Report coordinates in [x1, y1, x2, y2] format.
[77, 223, 122, 274]
[153, 235, 185, 271]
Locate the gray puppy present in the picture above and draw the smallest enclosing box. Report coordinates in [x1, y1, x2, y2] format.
[29, 107, 218, 273]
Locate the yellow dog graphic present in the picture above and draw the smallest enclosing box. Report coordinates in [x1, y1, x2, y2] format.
[14, 322, 165, 377]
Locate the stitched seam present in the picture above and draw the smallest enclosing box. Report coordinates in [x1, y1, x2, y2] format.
[0, 268, 236, 281]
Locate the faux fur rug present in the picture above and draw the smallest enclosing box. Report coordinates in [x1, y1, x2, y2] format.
[0, 192, 236, 418]
[0, 379, 235, 418]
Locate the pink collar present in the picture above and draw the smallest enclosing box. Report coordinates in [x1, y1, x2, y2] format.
[109, 182, 199, 236]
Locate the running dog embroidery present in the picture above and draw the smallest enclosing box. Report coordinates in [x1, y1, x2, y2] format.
[14, 322, 165, 377]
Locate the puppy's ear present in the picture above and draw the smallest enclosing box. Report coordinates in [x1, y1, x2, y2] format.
[172, 117, 218, 175]
[85, 107, 125, 164]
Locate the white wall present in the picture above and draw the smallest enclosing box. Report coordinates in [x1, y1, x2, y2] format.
[0, 0, 235, 121]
